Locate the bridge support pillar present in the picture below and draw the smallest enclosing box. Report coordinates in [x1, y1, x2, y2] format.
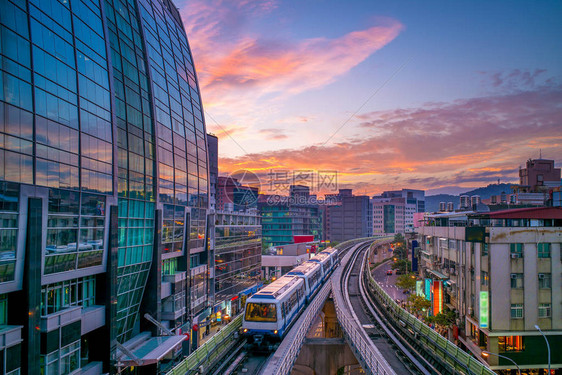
[292, 338, 359, 375]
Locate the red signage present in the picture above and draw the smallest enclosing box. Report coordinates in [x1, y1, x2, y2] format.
[432, 280, 443, 316]
[294, 235, 314, 243]
[192, 324, 199, 332]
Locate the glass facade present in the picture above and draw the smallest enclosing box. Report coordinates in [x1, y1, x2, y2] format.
[259, 201, 321, 248]
[214, 212, 261, 305]
[0, 0, 210, 371]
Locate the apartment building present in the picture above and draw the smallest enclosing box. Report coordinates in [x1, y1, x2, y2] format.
[416, 207, 562, 373]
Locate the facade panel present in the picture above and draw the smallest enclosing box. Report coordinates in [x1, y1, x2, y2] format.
[0, 0, 210, 371]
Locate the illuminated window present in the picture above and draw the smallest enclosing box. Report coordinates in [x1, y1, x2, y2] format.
[245, 303, 277, 322]
[481, 271, 489, 286]
[498, 336, 524, 352]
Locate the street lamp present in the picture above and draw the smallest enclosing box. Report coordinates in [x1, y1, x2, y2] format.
[482, 351, 521, 375]
[535, 325, 550, 373]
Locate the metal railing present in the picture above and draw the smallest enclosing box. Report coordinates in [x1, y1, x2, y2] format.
[166, 314, 242, 375]
[364, 260, 496, 375]
[332, 238, 396, 375]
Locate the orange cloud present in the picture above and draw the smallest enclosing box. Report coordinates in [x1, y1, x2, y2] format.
[216, 84, 562, 195]
[181, 1, 403, 121]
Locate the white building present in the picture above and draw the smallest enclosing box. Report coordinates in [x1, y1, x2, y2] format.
[415, 207, 562, 372]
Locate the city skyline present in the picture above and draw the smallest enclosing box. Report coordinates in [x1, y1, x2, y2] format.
[177, 0, 562, 196]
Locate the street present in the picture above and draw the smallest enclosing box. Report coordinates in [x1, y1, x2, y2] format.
[372, 260, 407, 302]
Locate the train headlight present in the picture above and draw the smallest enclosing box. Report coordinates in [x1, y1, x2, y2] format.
[273, 330, 278, 335]
[243, 329, 248, 333]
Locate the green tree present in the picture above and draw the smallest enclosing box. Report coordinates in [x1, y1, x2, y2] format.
[393, 233, 405, 244]
[407, 295, 431, 314]
[425, 308, 456, 329]
[396, 273, 416, 291]
[391, 259, 411, 273]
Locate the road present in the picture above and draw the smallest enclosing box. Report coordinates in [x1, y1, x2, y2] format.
[372, 261, 408, 302]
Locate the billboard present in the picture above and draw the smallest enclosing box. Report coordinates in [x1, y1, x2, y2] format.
[480, 291, 489, 328]
[416, 280, 424, 298]
[432, 280, 443, 316]
[294, 235, 314, 243]
[411, 240, 419, 272]
[425, 279, 432, 301]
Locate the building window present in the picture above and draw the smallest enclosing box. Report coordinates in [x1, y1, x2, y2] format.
[538, 303, 551, 318]
[40, 340, 80, 375]
[481, 271, 489, 286]
[510, 243, 523, 254]
[538, 273, 551, 289]
[498, 336, 524, 352]
[41, 276, 96, 316]
[537, 243, 551, 258]
[510, 304, 524, 319]
[482, 243, 488, 256]
[510, 273, 523, 289]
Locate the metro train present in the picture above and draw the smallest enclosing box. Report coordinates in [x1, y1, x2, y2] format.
[241, 247, 340, 351]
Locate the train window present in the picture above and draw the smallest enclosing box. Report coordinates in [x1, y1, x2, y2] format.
[245, 303, 277, 322]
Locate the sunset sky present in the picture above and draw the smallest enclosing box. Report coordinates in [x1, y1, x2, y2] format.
[177, 0, 562, 196]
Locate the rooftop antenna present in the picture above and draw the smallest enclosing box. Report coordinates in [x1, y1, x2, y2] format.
[539, 148, 542, 159]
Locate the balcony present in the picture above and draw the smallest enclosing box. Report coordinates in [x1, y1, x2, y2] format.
[0, 325, 22, 350]
[81, 306, 105, 335]
[163, 271, 187, 284]
[41, 306, 81, 333]
[161, 282, 172, 299]
[161, 307, 186, 321]
[80, 361, 103, 375]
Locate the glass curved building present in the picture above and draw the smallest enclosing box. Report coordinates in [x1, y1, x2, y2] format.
[0, 0, 210, 373]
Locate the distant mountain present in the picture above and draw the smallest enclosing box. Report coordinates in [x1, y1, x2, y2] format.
[461, 183, 514, 200]
[424, 183, 515, 212]
[426, 186, 478, 196]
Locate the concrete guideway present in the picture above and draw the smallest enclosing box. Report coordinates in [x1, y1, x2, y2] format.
[261, 237, 377, 375]
[332, 239, 399, 375]
[261, 272, 333, 374]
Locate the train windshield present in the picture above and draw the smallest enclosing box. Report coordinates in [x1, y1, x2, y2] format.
[245, 303, 277, 322]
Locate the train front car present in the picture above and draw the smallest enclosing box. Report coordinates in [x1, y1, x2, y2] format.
[242, 275, 306, 351]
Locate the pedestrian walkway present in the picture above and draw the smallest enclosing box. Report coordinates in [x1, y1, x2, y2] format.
[199, 314, 240, 346]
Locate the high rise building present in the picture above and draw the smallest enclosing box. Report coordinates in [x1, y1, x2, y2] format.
[519, 158, 561, 191]
[380, 189, 425, 213]
[214, 210, 261, 319]
[371, 197, 407, 235]
[206, 134, 262, 325]
[325, 189, 372, 242]
[259, 186, 322, 248]
[216, 176, 258, 212]
[207, 134, 218, 212]
[0, 0, 211, 372]
[371, 189, 425, 234]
